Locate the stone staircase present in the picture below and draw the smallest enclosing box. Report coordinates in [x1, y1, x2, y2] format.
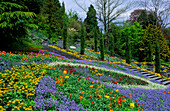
[115, 63, 170, 86]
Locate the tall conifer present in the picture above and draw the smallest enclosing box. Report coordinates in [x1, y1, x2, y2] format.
[148, 40, 153, 62]
[80, 22, 85, 54]
[94, 27, 98, 52]
[155, 40, 161, 73]
[100, 29, 104, 60]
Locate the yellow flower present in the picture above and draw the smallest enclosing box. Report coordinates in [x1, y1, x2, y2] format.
[115, 89, 119, 93]
[64, 76, 69, 78]
[63, 70, 67, 74]
[90, 85, 93, 87]
[130, 103, 134, 109]
[105, 95, 110, 98]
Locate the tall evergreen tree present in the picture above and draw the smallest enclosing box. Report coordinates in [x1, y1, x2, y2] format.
[94, 27, 98, 52]
[63, 14, 68, 49]
[84, 4, 99, 39]
[38, 0, 63, 38]
[126, 34, 131, 64]
[137, 10, 148, 29]
[0, 2, 37, 51]
[148, 40, 153, 62]
[80, 22, 85, 55]
[100, 29, 104, 60]
[109, 33, 114, 56]
[155, 40, 161, 73]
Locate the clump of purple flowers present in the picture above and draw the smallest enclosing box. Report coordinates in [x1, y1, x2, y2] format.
[33, 75, 91, 111]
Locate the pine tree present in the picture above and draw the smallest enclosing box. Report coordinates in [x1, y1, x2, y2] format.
[155, 40, 161, 73]
[148, 40, 153, 62]
[109, 33, 114, 56]
[38, 0, 63, 38]
[126, 34, 131, 64]
[84, 4, 99, 39]
[100, 29, 104, 60]
[94, 27, 98, 52]
[0, 2, 37, 51]
[80, 22, 85, 55]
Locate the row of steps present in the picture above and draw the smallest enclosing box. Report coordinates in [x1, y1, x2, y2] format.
[115, 63, 170, 86]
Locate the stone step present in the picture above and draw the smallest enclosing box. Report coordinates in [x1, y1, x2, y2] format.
[147, 75, 158, 78]
[140, 72, 149, 74]
[157, 79, 167, 82]
[142, 73, 152, 76]
[151, 77, 162, 80]
[162, 80, 170, 85]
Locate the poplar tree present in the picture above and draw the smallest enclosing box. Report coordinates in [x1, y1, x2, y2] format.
[155, 40, 161, 73]
[100, 29, 104, 60]
[80, 22, 85, 55]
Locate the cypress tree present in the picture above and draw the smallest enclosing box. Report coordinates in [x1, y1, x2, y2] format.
[155, 40, 161, 73]
[80, 22, 85, 55]
[94, 27, 98, 52]
[126, 35, 131, 64]
[63, 14, 68, 49]
[109, 33, 114, 56]
[148, 40, 153, 62]
[100, 29, 104, 60]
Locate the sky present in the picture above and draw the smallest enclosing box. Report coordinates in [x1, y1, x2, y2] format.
[59, 0, 170, 28]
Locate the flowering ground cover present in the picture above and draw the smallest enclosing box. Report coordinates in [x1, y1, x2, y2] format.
[0, 47, 170, 111]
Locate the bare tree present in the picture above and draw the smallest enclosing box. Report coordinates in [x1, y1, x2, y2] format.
[73, 0, 136, 47]
[138, 0, 170, 29]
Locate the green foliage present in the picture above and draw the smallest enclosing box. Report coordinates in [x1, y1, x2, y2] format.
[84, 4, 99, 39]
[109, 33, 114, 56]
[137, 10, 157, 29]
[126, 35, 131, 64]
[94, 27, 98, 52]
[0, 2, 38, 51]
[80, 23, 85, 55]
[155, 40, 161, 73]
[120, 22, 144, 61]
[63, 14, 68, 49]
[148, 40, 153, 62]
[38, 0, 63, 38]
[140, 24, 170, 62]
[100, 29, 104, 60]
[109, 24, 123, 57]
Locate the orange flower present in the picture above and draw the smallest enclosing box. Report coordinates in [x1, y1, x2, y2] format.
[82, 91, 84, 94]
[122, 95, 125, 98]
[98, 95, 101, 98]
[114, 100, 116, 103]
[55, 72, 57, 75]
[114, 94, 116, 97]
[59, 82, 63, 86]
[119, 104, 122, 107]
[122, 99, 125, 102]
[117, 100, 119, 103]
[69, 94, 71, 97]
[83, 77, 85, 80]
[109, 103, 111, 106]
[92, 81, 94, 84]
[106, 93, 108, 95]
[80, 87, 82, 90]
[89, 95, 92, 97]
[116, 106, 119, 108]
[110, 91, 113, 93]
[54, 68, 56, 70]
[59, 76, 61, 78]
[79, 96, 84, 99]
[55, 76, 57, 79]
[97, 80, 99, 83]
[77, 80, 79, 82]
[58, 80, 60, 83]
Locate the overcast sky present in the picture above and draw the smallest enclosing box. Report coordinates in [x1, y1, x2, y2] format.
[58, 0, 170, 28]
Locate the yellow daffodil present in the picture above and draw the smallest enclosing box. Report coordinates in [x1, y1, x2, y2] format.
[90, 85, 93, 87]
[116, 89, 119, 93]
[64, 76, 69, 78]
[105, 95, 110, 98]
